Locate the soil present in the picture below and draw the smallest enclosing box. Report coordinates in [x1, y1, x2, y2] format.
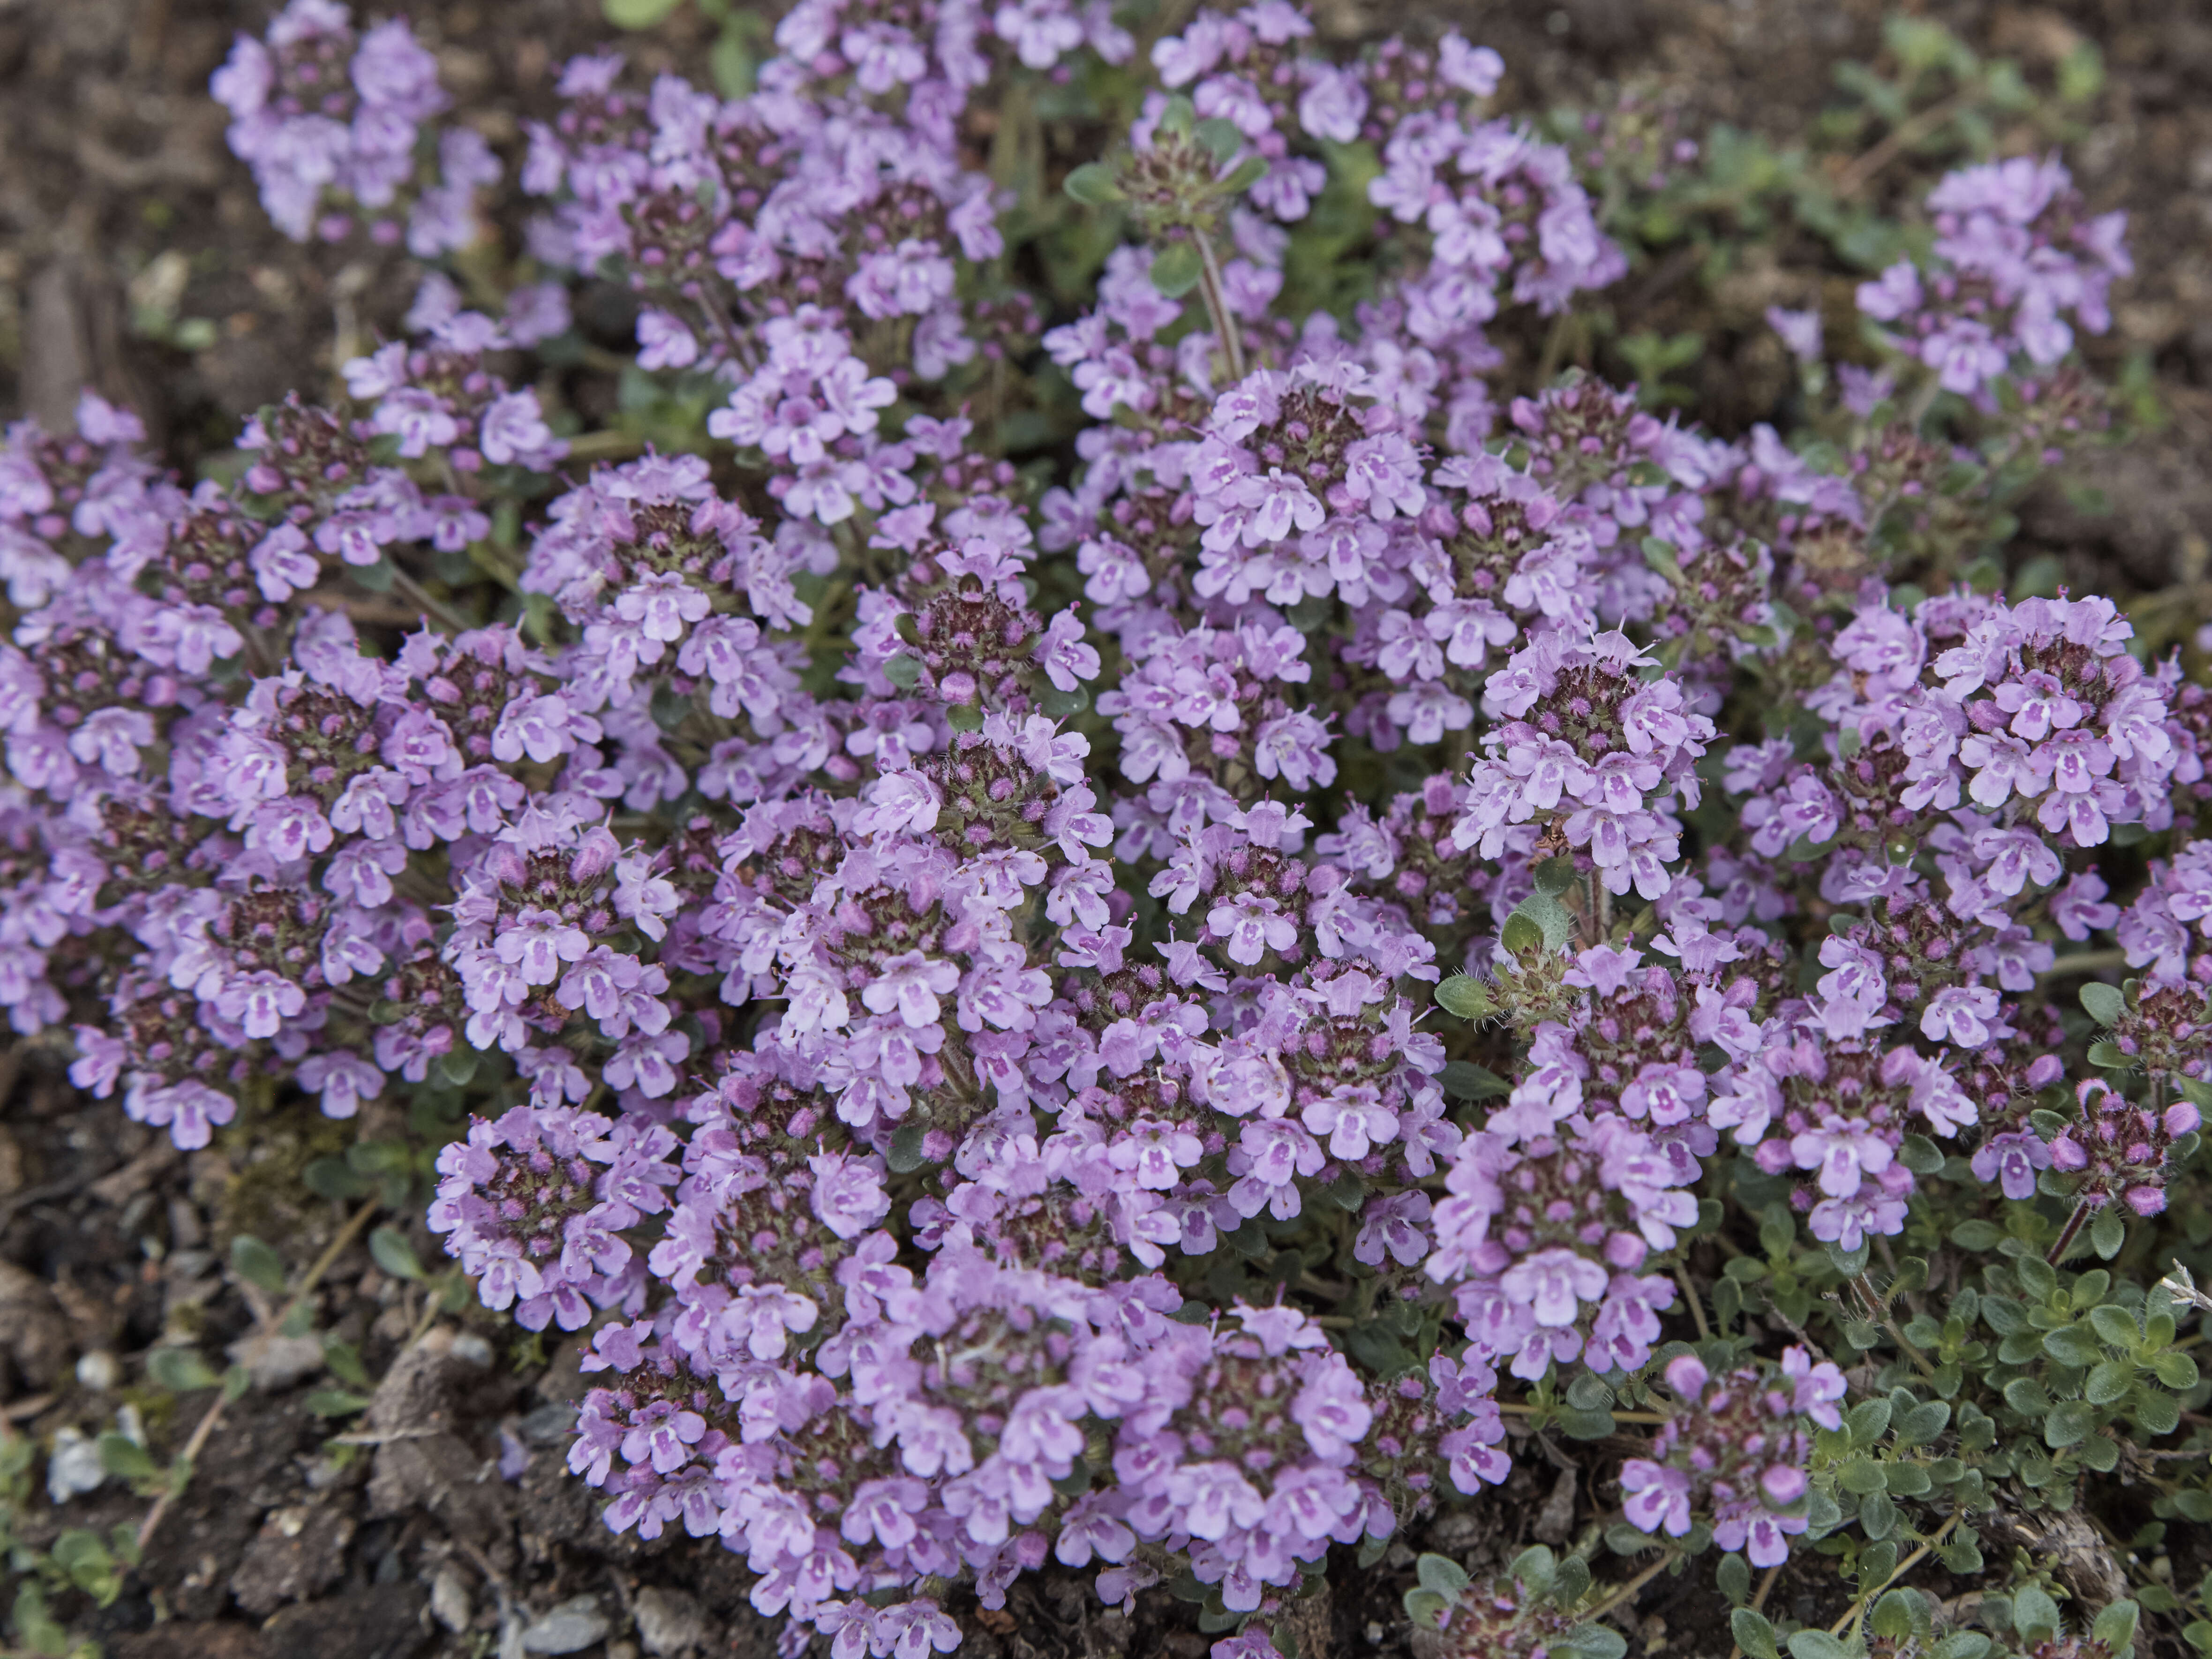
[2, 0, 2209, 1656]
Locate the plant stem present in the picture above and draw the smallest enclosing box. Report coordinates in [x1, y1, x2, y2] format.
[1853, 1273, 1937, 1379]
[1832, 89, 1972, 198]
[1587, 1555, 1676, 1625]
[1723, 1563, 1786, 1659]
[2036, 949, 2129, 982]
[1494, 1400, 1670, 1425]
[1827, 1514, 1961, 1636]
[1676, 1262, 1712, 1341]
[1192, 233, 1246, 385]
[387, 566, 470, 633]
[2046, 1199, 2092, 1266]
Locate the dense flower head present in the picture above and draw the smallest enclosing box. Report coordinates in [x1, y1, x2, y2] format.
[1618, 1349, 1840, 1568]
[1855, 156, 2128, 400]
[211, 0, 497, 249]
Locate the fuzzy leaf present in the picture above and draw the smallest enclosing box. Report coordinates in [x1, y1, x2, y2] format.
[2153, 1350, 2201, 1389]
[2078, 981, 2125, 1025]
[1510, 1546, 1556, 1597]
[1064, 162, 1125, 205]
[2011, 1587, 2061, 1642]
[1439, 1061, 1510, 1100]
[2042, 1399, 2094, 1447]
[1151, 241, 1204, 297]
[1416, 1553, 1470, 1597]
[1434, 975, 1496, 1020]
[369, 1226, 423, 1282]
[1730, 1610, 1779, 1659]
[230, 1235, 287, 1297]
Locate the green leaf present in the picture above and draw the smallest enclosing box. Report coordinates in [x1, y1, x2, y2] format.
[304, 1389, 372, 1418]
[230, 1235, 287, 1297]
[1510, 1546, 1557, 1597]
[2011, 1586, 2062, 1642]
[1562, 1628, 1628, 1659]
[1870, 1589, 1920, 1639]
[886, 1122, 931, 1173]
[97, 1433, 157, 1482]
[708, 27, 758, 96]
[1151, 241, 1204, 297]
[304, 1155, 371, 1201]
[2153, 1350, 2201, 1389]
[1788, 1632, 1852, 1659]
[604, 0, 682, 23]
[2043, 1323, 2100, 1367]
[2093, 1600, 2141, 1651]
[324, 1340, 369, 1389]
[2086, 1039, 2135, 1071]
[2043, 1399, 2094, 1448]
[1503, 885, 1577, 955]
[2079, 982, 2126, 1025]
[1716, 1553, 1751, 1605]
[369, 1226, 423, 1282]
[1434, 975, 1496, 1020]
[883, 653, 923, 690]
[1193, 117, 1244, 164]
[1439, 1061, 1509, 1101]
[1895, 1402, 1950, 1447]
[1401, 1588, 1450, 1628]
[1416, 1553, 1470, 1598]
[1731, 1609, 1780, 1659]
[1949, 1220, 2003, 1250]
[1847, 1398, 1893, 1445]
[2136, 1387, 2182, 1435]
[1898, 1134, 1943, 1175]
[1858, 1490, 1897, 1541]
[2088, 1304, 2139, 1346]
[1559, 1406, 1616, 1440]
[2086, 1359, 2134, 1405]
[1063, 162, 1124, 205]
[2091, 1209, 2126, 1259]
[147, 1347, 219, 1392]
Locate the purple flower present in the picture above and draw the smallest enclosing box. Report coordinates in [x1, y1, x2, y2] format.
[1971, 1129, 2053, 1199]
[1621, 1459, 1693, 1536]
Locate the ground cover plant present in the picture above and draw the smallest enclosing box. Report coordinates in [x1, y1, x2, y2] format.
[2, 0, 2212, 1657]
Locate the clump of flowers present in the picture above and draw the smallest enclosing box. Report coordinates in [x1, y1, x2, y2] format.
[212, 0, 499, 250]
[9, 4, 2211, 1658]
[1618, 1350, 1842, 1566]
[1856, 154, 2129, 399]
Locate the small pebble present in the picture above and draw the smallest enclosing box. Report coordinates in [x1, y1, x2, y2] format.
[431, 1565, 472, 1634]
[634, 1586, 703, 1657]
[45, 1427, 107, 1504]
[522, 1595, 610, 1655]
[76, 1351, 121, 1392]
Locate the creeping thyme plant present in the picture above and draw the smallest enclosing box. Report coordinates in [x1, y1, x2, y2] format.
[5, 0, 2212, 1655]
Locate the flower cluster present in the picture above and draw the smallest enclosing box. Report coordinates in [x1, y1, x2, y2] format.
[1618, 1350, 1842, 1566]
[1856, 156, 2129, 399]
[16, 3, 2211, 1657]
[212, 0, 498, 250]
